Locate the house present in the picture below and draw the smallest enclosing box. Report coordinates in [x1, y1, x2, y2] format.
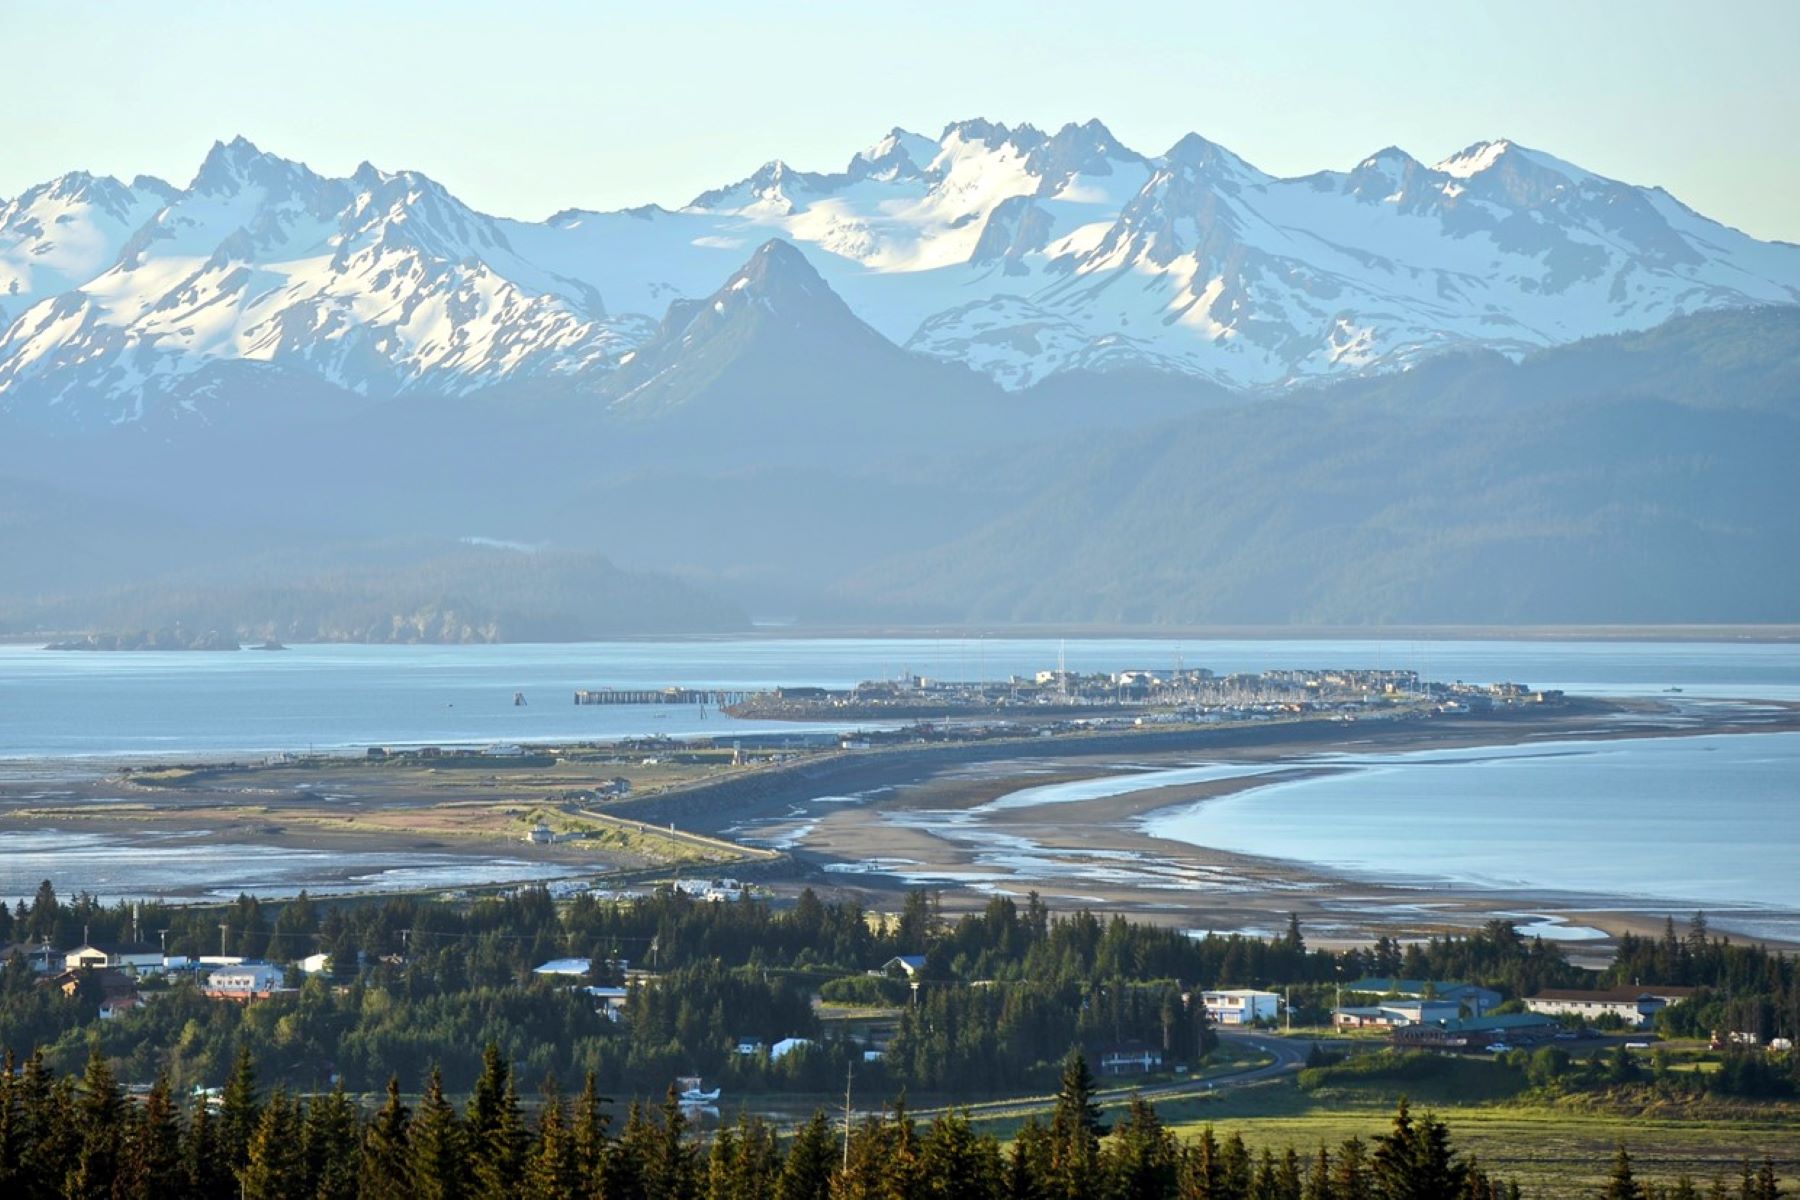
[50, 967, 139, 1006]
[1524, 986, 1696, 1029]
[1389, 1012, 1560, 1051]
[582, 985, 630, 1020]
[533, 957, 593, 978]
[734, 1037, 767, 1056]
[299, 952, 333, 975]
[63, 942, 164, 975]
[1343, 978, 1501, 1016]
[881, 954, 928, 979]
[1099, 1044, 1164, 1076]
[1332, 998, 1461, 1029]
[1201, 989, 1280, 1025]
[0, 942, 60, 973]
[203, 963, 291, 1001]
[770, 1037, 817, 1061]
[526, 823, 556, 845]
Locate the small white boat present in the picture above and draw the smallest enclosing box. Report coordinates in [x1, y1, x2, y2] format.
[675, 1075, 720, 1104]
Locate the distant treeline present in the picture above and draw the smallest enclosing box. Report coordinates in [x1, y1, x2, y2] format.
[0, 542, 745, 643]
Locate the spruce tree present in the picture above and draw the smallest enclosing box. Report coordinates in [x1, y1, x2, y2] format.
[1602, 1146, 1644, 1200]
[360, 1076, 412, 1199]
[1102, 1096, 1174, 1200]
[66, 1041, 125, 1200]
[1048, 1049, 1105, 1199]
[773, 1109, 836, 1200]
[1331, 1136, 1372, 1200]
[646, 1085, 700, 1200]
[409, 1066, 468, 1200]
[302, 1083, 362, 1200]
[216, 1044, 261, 1178]
[1370, 1100, 1466, 1200]
[525, 1081, 580, 1200]
[920, 1110, 1001, 1200]
[117, 1073, 185, 1200]
[183, 1088, 229, 1200]
[467, 1045, 526, 1200]
[570, 1071, 610, 1196]
[1302, 1145, 1335, 1200]
[239, 1088, 304, 1200]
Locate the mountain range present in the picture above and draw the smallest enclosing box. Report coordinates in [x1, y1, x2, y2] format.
[4, 120, 1799, 424]
[1, 122, 1796, 636]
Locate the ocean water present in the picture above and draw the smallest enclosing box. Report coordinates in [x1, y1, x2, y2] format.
[1142, 732, 1800, 916]
[1, 636, 1796, 761]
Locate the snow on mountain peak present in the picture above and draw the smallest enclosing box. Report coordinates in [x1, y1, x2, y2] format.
[4, 120, 1800, 424]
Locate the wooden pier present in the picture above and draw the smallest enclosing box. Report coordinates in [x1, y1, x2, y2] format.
[574, 687, 746, 706]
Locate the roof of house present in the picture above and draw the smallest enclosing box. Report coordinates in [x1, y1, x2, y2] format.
[69, 942, 160, 957]
[885, 954, 927, 969]
[1346, 978, 1495, 997]
[1529, 986, 1696, 1003]
[533, 958, 593, 976]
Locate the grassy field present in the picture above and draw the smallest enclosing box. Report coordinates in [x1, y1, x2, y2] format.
[1155, 1083, 1797, 1196]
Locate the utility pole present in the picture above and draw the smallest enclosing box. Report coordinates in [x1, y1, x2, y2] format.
[842, 1058, 854, 1172]
[219, 923, 230, 958]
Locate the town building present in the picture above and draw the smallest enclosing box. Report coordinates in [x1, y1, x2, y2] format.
[533, 957, 593, 978]
[1332, 998, 1462, 1029]
[1099, 1044, 1165, 1076]
[770, 1037, 817, 1061]
[1, 942, 60, 973]
[1389, 1012, 1560, 1051]
[882, 954, 928, 979]
[203, 963, 291, 1001]
[63, 942, 164, 975]
[1343, 978, 1501, 1016]
[1201, 989, 1281, 1025]
[1523, 986, 1695, 1029]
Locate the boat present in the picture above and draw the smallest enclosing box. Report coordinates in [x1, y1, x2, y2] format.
[675, 1075, 720, 1104]
[514, 691, 527, 706]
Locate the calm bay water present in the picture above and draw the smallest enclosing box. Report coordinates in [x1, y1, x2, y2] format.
[2, 636, 1797, 761]
[0, 637, 1794, 917]
[1141, 732, 1800, 919]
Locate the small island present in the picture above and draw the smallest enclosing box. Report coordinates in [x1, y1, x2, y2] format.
[44, 629, 241, 652]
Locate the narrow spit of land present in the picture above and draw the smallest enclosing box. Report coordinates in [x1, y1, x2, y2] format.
[7, 692, 1793, 943]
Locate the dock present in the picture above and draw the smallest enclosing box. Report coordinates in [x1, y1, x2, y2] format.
[574, 687, 747, 706]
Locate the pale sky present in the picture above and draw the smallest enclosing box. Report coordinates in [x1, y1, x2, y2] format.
[3, 0, 1797, 241]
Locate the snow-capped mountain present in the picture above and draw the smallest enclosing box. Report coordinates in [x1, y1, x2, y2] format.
[3, 122, 1798, 425]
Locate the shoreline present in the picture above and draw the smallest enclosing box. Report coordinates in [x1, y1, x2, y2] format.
[648, 698, 1800, 951]
[2, 696, 1795, 952]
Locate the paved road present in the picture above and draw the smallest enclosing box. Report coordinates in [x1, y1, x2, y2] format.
[909, 1030, 1326, 1124]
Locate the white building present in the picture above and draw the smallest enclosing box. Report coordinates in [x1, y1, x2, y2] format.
[1201, 989, 1281, 1026]
[299, 952, 333, 975]
[770, 1037, 817, 1061]
[534, 957, 593, 977]
[1524, 987, 1694, 1029]
[64, 943, 164, 975]
[204, 963, 289, 998]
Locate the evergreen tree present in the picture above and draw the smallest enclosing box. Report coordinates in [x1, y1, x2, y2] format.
[1370, 1101, 1466, 1200]
[773, 1109, 836, 1200]
[117, 1073, 184, 1200]
[217, 1044, 261, 1177]
[920, 1110, 1002, 1200]
[239, 1087, 304, 1200]
[1007, 1118, 1054, 1200]
[1329, 1136, 1372, 1200]
[1602, 1146, 1644, 1200]
[1302, 1145, 1335, 1200]
[1104, 1096, 1175, 1200]
[410, 1066, 468, 1200]
[571, 1071, 610, 1196]
[183, 1089, 230, 1200]
[66, 1041, 125, 1200]
[302, 1083, 362, 1200]
[360, 1076, 412, 1199]
[1048, 1049, 1105, 1199]
[645, 1086, 700, 1200]
[467, 1044, 527, 1200]
[525, 1080, 581, 1200]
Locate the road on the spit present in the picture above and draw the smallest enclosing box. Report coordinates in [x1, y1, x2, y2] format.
[909, 1029, 1327, 1125]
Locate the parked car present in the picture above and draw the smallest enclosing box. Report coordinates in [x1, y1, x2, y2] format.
[1485, 1043, 1512, 1053]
